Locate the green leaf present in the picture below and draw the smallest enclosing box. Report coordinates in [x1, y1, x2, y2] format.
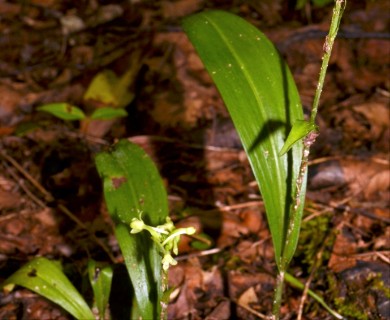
[95, 140, 169, 319]
[37, 103, 86, 120]
[90, 107, 128, 120]
[279, 120, 318, 156]
[1, 257, 94, 320]
[87, 260, 113, 320]
[183, 10, 305, 269]
[83, 70, 135, 109]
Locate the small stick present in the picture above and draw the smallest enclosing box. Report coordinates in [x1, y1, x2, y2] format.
[297, 235, 328, 320]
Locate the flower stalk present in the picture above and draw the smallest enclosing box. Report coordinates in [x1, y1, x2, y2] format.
[130, 214, 196, 271]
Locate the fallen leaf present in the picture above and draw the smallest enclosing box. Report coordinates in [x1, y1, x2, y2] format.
[0, 190, 20, 210]
[341, 157, 390, 200]
[237, 286, 258, 308]
[328, 226, 358, 273]
[161, 0, 204, 19]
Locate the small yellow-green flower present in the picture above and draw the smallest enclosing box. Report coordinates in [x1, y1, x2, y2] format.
[129, 214, 196, 271]
[162, 253, 177, 271]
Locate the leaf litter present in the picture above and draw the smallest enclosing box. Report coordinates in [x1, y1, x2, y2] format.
[0, 1, 389, 319]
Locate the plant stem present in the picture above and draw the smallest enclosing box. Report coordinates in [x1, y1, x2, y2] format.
[160, 269, 169, 320]
[272, 271, 285, 320]
[282, 130, 319, 270]
[282, 0, 346, 270]
[310, 0, 346, 124]
[273, 1, 346, 318]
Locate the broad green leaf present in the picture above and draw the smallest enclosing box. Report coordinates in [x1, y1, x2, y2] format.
[183, 11, 306, 268]
[37, 103, 86, 120]
[90, 107, 128, 120]
[87, 260, 113, 320]
[95, 139, 168, 319]
[83, 70, 135, 109]
[1, 257, 94, 320]
[279, 120, 318, 156]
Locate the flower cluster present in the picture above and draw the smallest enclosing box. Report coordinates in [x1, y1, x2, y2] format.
[130, 214, 196, 271]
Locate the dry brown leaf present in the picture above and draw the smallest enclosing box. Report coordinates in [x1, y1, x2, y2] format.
[161, 0, 204, 19]
[205, 299, 230, 320]
[247, 0, 282, 25]
[217, 212, 249, 248]
[359, 39, 390, 64]
[234, 241, 258, 264]
[168, 259, 224, 319]
[340, 158, 390, 200]
[237, 286, 258, 308]
[328, 226, 358, 273]
[240, 209, 262, 234]
[353, 102, 389, 140]
[149, 32, 225, 129]
[4, 217, 25, 236]
[0, 190, 20, 210]
[373, 226, 390, 250]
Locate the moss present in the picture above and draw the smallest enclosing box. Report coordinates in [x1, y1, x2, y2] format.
[367, 272, 390, 299]
[331, 271, 388, 319]
[293, 208, 334, 273]
[334, 297, 368, 320]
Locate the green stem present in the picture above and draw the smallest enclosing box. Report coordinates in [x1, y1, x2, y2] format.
[272, 271, 285, 320]
[282, 130, 319, 270]
[272, 1, 346, 318]
[160, 269, 169, 320]
[282, 0, 346, 270]
[310, 0, 346, 124]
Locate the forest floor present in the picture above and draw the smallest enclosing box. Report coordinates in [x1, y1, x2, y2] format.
[0, 1, 389, 319]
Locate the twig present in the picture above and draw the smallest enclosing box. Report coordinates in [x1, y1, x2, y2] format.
[297, 234, 328, 320]
[216, 200, 263, 211]
[285, 273, 345, 320]
[0, 150, 116, 263]
[0, 150, 53, 202]
[57, 204, 116, 262]
[1, 162, 46, 208]
[175, 247, 222, 261]
[351, 250, 390, 264]
[235, 299, 269, 319]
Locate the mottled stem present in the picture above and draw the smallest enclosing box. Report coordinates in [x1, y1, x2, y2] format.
[160, 269, 169, 320]
[282, 131, 318, 271]
[272, 1, 346, 318]
[272, 271, 285, 320]
[310, 0, 346, 123]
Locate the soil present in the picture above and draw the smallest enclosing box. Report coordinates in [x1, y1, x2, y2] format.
[0, 1, 389, 319]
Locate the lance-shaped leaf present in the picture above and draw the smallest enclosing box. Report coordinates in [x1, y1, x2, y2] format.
[183, 11, 306, 268]
[1, 257, 94, 320]
[90, 107, 128, 120]
[279, 120, 318, 156]
[95, 140, 168, 319]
